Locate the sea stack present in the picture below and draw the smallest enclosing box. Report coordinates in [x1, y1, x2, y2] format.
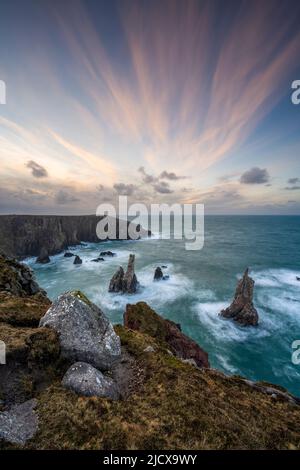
[73, 255, 82, 265]
[36, 247, 50, 264]
[154, 266, 163, 281]
[219, 268, 259, 326]
[108, 254, 138, 294]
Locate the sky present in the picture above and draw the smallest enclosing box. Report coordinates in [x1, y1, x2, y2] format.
[0, 0, 300, 215]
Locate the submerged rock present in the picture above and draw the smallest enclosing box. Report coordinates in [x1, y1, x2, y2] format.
[100, 251, 116, 257]
[124, 302, 209, 368]
[39, 291, 121, 370]
[91, 257, 105, 262]
[220, 268, 259, 326]
[109, 266, 124, 293]
[154, 267, 163, 281]
[296, 276, 300, 281]
[108, 254, 138, 294]
[35, 247, 50, 264]
[62, 362, 120, 399]
[64, 252, 75, 258]
[0, 399, 38, 445]
[73, 255, 82, 265]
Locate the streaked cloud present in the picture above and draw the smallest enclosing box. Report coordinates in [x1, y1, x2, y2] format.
[240, 167, 270, 185]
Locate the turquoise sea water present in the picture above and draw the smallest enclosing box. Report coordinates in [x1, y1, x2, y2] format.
[27, 216, 300, 396]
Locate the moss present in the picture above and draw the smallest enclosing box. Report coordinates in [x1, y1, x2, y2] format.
[70, 290, 93, 307]
[0, 292, 50, 327]
[9, 324, 299, 450]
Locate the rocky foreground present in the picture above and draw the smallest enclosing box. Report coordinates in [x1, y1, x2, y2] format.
[1, 254, 300, 450]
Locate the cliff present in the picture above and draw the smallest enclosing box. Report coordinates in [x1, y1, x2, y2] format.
[1, 254, 300, 450]
[0, 215, 150, 259]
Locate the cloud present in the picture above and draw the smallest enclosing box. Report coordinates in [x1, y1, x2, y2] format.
[284, 186, 300, 191]
[240, 167, 269, 185]
[287, 178, 300, 184]
[138, 167, 158, 184]
[113, 183, 137, 196]
[54, 190, 80, 204]
[159, 171, 187, 181]
[153, 181, 173, 194]
[26, 160, 48, 178]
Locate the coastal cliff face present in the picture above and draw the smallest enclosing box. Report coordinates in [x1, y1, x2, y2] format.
[0, 215, 149, 258]
[1, 254, 300, 450]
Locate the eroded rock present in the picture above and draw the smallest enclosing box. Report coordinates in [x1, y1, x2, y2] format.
[36, 247, 50, 264]
[39, 291, 121, 370]
[108, 254, 138, 294]
[73, 255, 82, 265]
[62, 362, 119, 399]
[0, 399, 38, 445]
[220, 268, 259, 326]
[154, 267, 163, 281]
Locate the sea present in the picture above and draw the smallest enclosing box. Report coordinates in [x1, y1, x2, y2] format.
[26, 215, 300, 396]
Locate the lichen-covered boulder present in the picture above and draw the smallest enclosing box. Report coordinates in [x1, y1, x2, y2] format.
[39, 291, 121, 370]
[0, 399, 38, 445]
[62, 362, 120, 399]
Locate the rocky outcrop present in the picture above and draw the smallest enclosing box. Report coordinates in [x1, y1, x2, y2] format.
[154, 266, 163, 280]
[220, 268, 259, 326]
[124, 302, 209, 368]
[100, 251, 116, 257]
[39, 291, 121, 370]
[0, 399, 38, 445]
[0, 253, 48, 299]
[62, 362, 120, 399]
[35, 247, 50, 264]
[109, 266, 124, 293]
[73, 255, 82, 265]
[0, 215, 151, 259]
[108, 254, 138, 294]
[64, 252, 75, 258]
[122, 254, 138, 293]
[91, 257, 105, 262]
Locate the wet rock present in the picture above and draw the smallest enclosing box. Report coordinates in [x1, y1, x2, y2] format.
[108, 254, 138, 294]
[123, 254, 138, 293]
[296, 276, 300, 281]
[109, 266, 125, 293]
[35, 247, 50, 264]
[220, 268, 259, 326]
[64, 252, 75, 258]
[62, 362, 120, 399]
[154, 267, 163, 281]
[73, 255, 82, 265]
[91, 257, 105, 262]
[161, 265, 168, 269]
[162, 275, 170, 280]
[0, 399, 38, 445]
[100, 251, 116, 257]
[124, 302, 209, 368]
[39, 291, 121, 370]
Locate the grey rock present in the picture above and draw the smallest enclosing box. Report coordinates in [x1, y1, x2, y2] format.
[91, 257, 105, 262]
[36, 247, 50, 264]
[62, 362, 120, 399]
[39, 291, 121, 370]
[220, 268, 259, 326]
[154, 266, 163, 281]
[64, 252, 75, 258]
[109, 266, 124, 292]
[122, 254, 138, 293]
[100, 251, 116, 257]
[73, 255, 82, 265]
[143, 346, 155, 353]
[0, 399, 38, 445]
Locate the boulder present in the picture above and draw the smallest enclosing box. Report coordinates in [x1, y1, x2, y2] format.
[36, 247, 50, 264]
[296, 276, 300, 281]
[109, 266, 124, 293]
[0, 399, 38, 445]
[154, 267, 163, 281]
[100, 251, 116, 257]
[64, 252, 75, 258]
[124, 302, 209, 368]
[39, 291, 121, 370]
[220, 268, 259, 326]
[122, 254, 138, 293]
[73, 255, 82, 265]
[91, 257, 105, 262]
[62, 362, 119, 399]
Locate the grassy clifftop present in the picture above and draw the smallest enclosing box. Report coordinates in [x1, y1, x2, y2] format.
[1, 255, 300, 450]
